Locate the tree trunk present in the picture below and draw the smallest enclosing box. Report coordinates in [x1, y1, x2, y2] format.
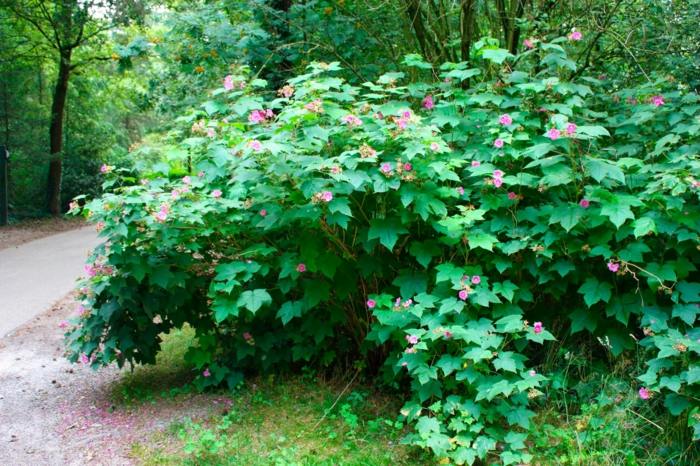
[47, 50, 71, 215]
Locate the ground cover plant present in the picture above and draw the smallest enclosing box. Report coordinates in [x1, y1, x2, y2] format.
[66, 34, 700, 464]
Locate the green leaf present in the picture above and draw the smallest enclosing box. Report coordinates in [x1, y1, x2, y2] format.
[584, 158, 625, 184]
[569, 308, 598, 333]
[482, 48, 514, 64]
[633, 217, 657, 238]
[368, 218, 408, 251]
[409, 241, 441, 268]
[468, 232, 498, 251]
[277, 300, 304, 325]
[578, 278, 612, 307]
[664, 393, 690, 415]
[549, 204, 583, 232]
[237, 289, 272, 314]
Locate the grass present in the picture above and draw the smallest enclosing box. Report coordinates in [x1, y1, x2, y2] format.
[113, 327, 699, 465]
[118, 327, 428, 465]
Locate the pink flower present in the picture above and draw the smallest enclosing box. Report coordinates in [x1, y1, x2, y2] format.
[651, 95, 665, 107]
[444, 331, 453, 339]
[508, 192, 517, 200]
[494, 138, 504, 148]
[259, 209, 267, 217]
[265, 109, 274, 118]
[211, 189, 222, 198]
[279, 85, 294, 98]
[100, 164, 112, 174]
[430, 142, 440, 152]
[499, 114, 513, 126]
[380, 162, 393, 174]
[638, 387, 650, 400]
[608, 261, 620, 273]
[223, 75, 234, 91]
[296, 263, 306, 273]
[207, 128, 216, 138]
[547, 128, 561, 140]
[406, 335, 419, 345]
[471, 275, 481, 285]
[203, 368, 211, 377]
[59, 320, 69, 329]
[155, 210, 168, 222]
[456, 186, 465, 196]
[422, 95, 434, 110]
[79, 353, 90, 365]
[320, 191, 333, 202]
[342, 114, 362, 127]
[533, 322, 543, 334]
[182, 176, 191, 185]
[471, 161, 480, 167]
[248, 110, 267, 124]
[569, 30, 583, 41]
[403, 162, 412, 171]
[523, 38, 535, 49]
[458, 289, 469, 300]
[243, 332, 252, 341]
[493, 178, 503, 188]
[84, 264, 97, 277]
[305, 100, 323, 113]
[579, 199, 590, 208]
[529, 370, 537, 377]
[366, 299, 376, 309]
[493, 170, 504, 178]
[566, 123, 577, 136]
[248, 140, 263, 152]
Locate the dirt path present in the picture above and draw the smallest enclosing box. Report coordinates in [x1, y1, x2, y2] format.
[0, 295, 224, 465]
[0, 227, 100, 338]
[0, 218, 85, 252]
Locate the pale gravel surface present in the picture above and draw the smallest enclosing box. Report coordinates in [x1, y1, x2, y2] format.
[0, 218, 85, 251]
[0, 294, 228, 466]
[0, 227, 101, 338]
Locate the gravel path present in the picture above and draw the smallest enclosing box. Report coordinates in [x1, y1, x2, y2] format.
[0, 227, 100, 338]
[0, 230, 225, 465]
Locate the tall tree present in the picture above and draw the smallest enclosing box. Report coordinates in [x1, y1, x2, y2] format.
[0, 0, 140, 214]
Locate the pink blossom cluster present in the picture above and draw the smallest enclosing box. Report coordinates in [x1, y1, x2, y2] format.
[343, 114, 363, 127]
[304, 99, 323, 113]
[568, 30, 583, 41]
[100, 164, 113, 174]
[533, 321, 543, 334]
[422, 95, 434, 110]
[607, 261, 620, 273]
[359, 144, 377, 158]
[278, 85, 295, 98]
[248, 140, 263, 152]
[547, 128, 561, 140]
[395, 110, 413, 130]
[296, 263, 306, 273]
[493, 169, 505, 188]
[248, 109, 274, 124]
[223, 75, 246, 91]
[499, 114, 512, 126]
[313, 191, 333, 203]
[154, 203, 169, 222]
[523, 38, 535, 49]
[651, 95, 665, 107]
[394, 297, 413, 309]
[211, 189, 222, 198]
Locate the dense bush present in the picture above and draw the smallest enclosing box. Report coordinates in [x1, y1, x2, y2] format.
[67, 38, 699, 464]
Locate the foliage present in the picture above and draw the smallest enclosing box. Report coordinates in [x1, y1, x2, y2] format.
[66, 32, 700, 464]
[129, 376, 424, 465]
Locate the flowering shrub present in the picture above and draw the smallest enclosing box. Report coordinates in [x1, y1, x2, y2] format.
[67, 39, 699, 463]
